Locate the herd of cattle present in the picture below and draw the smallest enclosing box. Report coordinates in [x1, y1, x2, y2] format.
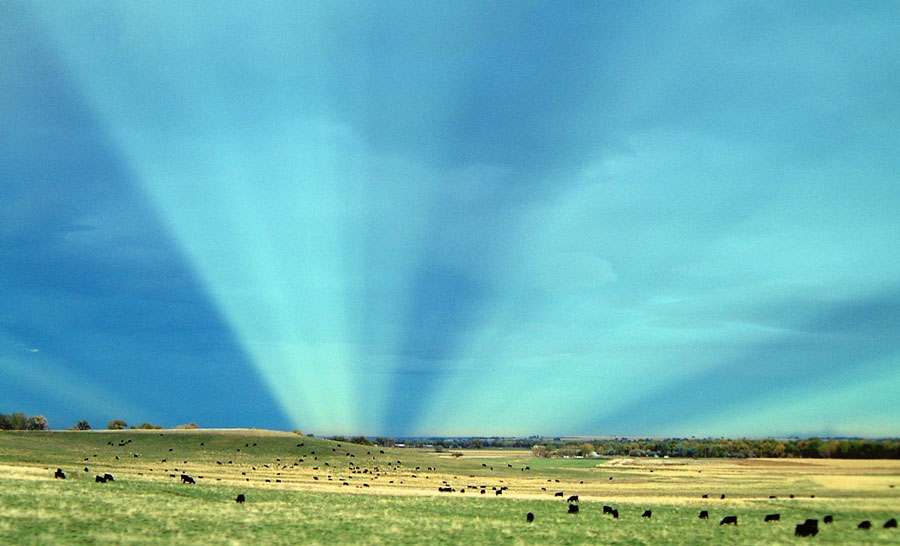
[519, 491, 897, 537]
[47, 439, 898, 539]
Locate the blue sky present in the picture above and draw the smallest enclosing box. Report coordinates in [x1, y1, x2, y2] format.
[2, 1, 899, 436]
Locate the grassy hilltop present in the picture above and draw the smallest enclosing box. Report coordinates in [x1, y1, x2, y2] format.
[1, 429, 898, 544]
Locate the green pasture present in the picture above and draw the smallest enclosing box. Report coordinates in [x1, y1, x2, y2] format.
[1, 430, 897, 544]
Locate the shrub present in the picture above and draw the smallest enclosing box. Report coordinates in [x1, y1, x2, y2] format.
[9, 412, 26, 430]
[175, 422, 198, 429]
[107, 420, 128, 430]
[73, 420, 92, 431]
[132, 422, 163, 430]
[25, 415, 49, 430]
[0, 413, 12, 430]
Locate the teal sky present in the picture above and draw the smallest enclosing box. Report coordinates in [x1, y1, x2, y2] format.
[2, 1, 899, 436]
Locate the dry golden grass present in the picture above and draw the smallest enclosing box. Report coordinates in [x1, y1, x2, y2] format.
[1, 431, 898, 544]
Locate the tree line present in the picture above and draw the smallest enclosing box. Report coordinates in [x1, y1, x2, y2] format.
[531, 437, 900, 459]
[0, 412, 49, 430]
[4, 414, 897, 459]
[0, 412, 197, 432]
[339, 435, 900, 459]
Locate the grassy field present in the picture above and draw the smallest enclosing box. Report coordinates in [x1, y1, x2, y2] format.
[1, 430, 898, 544]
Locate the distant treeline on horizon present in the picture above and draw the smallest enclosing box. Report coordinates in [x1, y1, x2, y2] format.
[3, 411, 897, 459]
[343, 435, 900, 460]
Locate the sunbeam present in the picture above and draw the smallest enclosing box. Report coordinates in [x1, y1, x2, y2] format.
[6, 1, 900, 436]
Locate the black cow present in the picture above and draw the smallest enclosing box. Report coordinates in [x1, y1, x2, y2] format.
[438, 487, 453, 493]
[720, 494, 726, 499]
[54, 468, 66, 479]
[95, 475, 107, 483]
[568, 504, 579, 514]
[554, 491, 564, 497]
[642, 509, 651, 519]
[181, 474, 196, 484]
[858, 520, 871, 530]
[603, 505, 614, 515]
[699, 510, 709, 519]
[103, 473, 115, 482]
[526, 512, 534, 523]
[701, 494, 708, 499]
[884, 518, 897, 529]
[611, 509, 619, 519]
[823, 515, 833, 524]
[795, 519, 818, 537]
[720, 515, 738, 526]
[764, 513, 780, 522]
[566, 495, 579, 503]
[495, 489, 502, 496]
[235, 494, 245, 503]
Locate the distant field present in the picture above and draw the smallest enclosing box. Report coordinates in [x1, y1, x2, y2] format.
[1, 430, 898, 544]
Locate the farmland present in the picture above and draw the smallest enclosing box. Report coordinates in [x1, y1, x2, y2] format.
[1, 430, 898, 544]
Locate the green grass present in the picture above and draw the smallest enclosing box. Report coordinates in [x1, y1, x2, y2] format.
[1, 430, 898, 544]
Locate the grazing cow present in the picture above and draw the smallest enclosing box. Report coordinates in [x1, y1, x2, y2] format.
[568, 504, 579, 514]
[698, 510, 709, 519]
[720, 516, 738, 526]
[567, 495, 579, 503]
[769, 495, 776, 499]
[858, 520, 871, 530]
[103, 473, 115, 482]
[764, 513, 780, 522]
[701, 494, 708, 499]
[642, 509, 651, 519]
[885, 518, 897, 529]
[496, 489, 502, 496]
[603, 505, 614, 515]
[526, 512, 534, 523]
[823, 515, 833, 524]
[438, 487, 453, 493]
[611, 509, 619, 519]
[554, 491, 564, 497]
[181, 474, 196, 484]
[720, 494, 726, 499]
[480, 490, 485, 494]
[84, 467, 89, 472]
[95, 475, 107, 483]
[789, 494, 795, 499]
[795, 519, 818, 537]
[235, 494, 245, 503]
[54, 468, 66, 479]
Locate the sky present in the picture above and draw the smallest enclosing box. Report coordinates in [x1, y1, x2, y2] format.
[2, 1, 899, 437]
